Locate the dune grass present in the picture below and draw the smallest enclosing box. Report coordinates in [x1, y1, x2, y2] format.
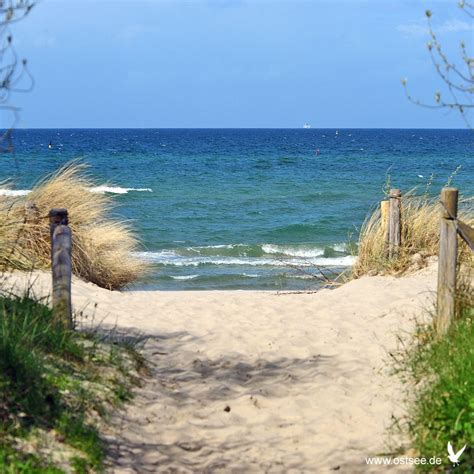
[400, 261, 474, 472]
[0, 165, 146, 290]
[353, 191, 473, 277]
[0, 292, 147, 472]
[355, 182, 474, 471]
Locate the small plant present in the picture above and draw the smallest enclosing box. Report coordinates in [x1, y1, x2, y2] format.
[394, 251, 473, 472]
[0, 293, 146, 472]
[403, 313, 473, 471]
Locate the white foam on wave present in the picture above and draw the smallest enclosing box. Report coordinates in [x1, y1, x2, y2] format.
[0, 189, 32, 196]
[90, 186, 153, 194]
[134, 251, 356, 267]
[179, 243, 352, 259]
[171, 275, 199, 280]
[187, 244, 239, 251]
[0, 186, 153, 196]
[171, 273, 260, 281]
[262, 244, 325, 258]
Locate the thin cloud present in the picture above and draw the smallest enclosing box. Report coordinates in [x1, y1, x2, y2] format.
[397, 18, 474, 38]
[437, 19, 473, 33]
[397, 22, 428, 38]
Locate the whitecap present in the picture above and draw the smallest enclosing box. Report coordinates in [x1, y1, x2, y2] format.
[0, 189, 32, 196]
[1, 186, 153, 196]
[262, 244, 325, 258]
[137, 250, 177, 259]
[90, 186, 152, 194]
[190, 244, 236, 250]
[134, 251, 356, 268]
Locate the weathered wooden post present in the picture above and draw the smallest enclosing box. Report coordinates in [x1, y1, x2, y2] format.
[388, 189, 401, 259]
[49, 208, 73, 329]
[435, 187, 458, 335]
[381, 200, 390, 255]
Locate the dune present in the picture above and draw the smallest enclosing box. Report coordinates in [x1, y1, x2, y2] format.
[3, 265, 437, 473]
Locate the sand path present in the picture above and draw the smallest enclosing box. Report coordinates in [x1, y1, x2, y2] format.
[4, 268, 437, 473]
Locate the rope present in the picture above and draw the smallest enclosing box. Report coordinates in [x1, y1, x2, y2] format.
[440, 200, 474, 252]
[457, 220, 474, 252]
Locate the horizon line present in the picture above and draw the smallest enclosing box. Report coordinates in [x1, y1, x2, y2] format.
[11, 126, 470, 130]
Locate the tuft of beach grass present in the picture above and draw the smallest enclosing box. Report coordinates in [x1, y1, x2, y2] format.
[353, 191, 473, 277]
[0, 164, 146, 290]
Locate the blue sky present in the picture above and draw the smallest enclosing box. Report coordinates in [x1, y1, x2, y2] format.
[7, 0, 474, 128]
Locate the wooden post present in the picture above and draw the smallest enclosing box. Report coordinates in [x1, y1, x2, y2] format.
[388, 189, 401, 259]
[49, 208, 73, 329]
[435, 188, 458, 335]
[381, 200, 390, 255]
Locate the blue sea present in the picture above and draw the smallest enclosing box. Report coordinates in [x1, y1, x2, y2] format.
[0, 129, 472, 290]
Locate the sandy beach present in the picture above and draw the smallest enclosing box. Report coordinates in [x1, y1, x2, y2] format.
[4, 266, 437, 473]
[1, 0, 472, 470]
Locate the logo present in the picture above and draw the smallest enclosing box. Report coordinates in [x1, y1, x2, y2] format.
[447, 442, 466, 467]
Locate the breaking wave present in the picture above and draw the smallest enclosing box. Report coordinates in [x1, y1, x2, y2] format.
[89, 186, 153, 194]
[0, 189, 31, 196]
[135, 244, 356, 268]
[0, 186, 153, 197]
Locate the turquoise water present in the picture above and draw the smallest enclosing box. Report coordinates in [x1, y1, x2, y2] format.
[1, 129, 472, 290]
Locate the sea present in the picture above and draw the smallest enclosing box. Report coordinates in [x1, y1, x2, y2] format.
[0, 129, 472, 290]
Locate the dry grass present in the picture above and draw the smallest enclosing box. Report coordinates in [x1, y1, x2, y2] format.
[353, 192, 473, 278]
[0, 164, 146, 290]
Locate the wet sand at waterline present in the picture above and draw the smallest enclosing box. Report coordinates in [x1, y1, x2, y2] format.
[4, 266, 437, 473]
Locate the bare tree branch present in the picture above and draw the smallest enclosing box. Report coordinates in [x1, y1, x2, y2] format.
[0, 1, 36, 152]
[402, 2, 473, 128]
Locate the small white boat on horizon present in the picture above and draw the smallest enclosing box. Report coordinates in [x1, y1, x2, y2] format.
[303, 123, 311, 129]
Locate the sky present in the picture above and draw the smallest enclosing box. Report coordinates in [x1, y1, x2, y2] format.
[4, 0, 473, 128]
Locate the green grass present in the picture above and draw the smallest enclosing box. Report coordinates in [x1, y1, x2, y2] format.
[403, 277, 474, 472]
[0, 445, 64, 473]
[0, 293, 146, 473]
